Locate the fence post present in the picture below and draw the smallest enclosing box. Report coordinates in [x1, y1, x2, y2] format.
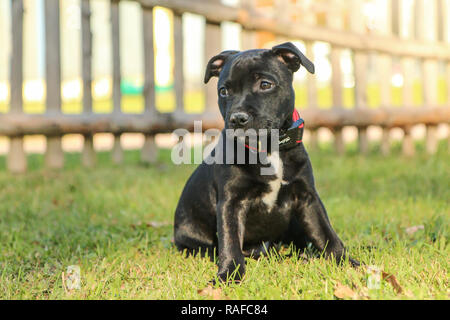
[378, 0, 393, 156]
[204, 0, 222, 117]
[302, 10, 319, 151]
[350, 0, 369, 155]
[448, 54, 450, 151]
[327, 4, 345, 155]
[396, 0, 416, 156]
[441, 0, 450, 151]
[8, 0, 26, 173]
[141, 5, 158, 164]
[142, 6, 156, 114]
[305, 41, 319, 151]
[111, 0, 123, 164]
[416, 0, 439, 155]
[241, 0, 258, 51]
[81, 0, 96, 167]
[174, 13, 184, 114]
[274, 0, 289, 44]
[44, 0, 64, 169]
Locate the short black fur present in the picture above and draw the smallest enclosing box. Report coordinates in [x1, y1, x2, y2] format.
[174, 42, 359, 284]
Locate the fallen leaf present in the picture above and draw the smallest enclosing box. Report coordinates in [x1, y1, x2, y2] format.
[198, 286, 226, 300]
[334, 282, 357, 299]
[404, 290, 414, 298]
[130, 222, 142, 229]
[382, 272, 403, 294]
[131, 221, 171, 229]
[146, 221, 171, 228]
[359, 287, 371, 300]
[405, 225, 424, 236]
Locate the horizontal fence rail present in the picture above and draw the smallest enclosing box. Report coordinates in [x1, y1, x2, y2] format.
[0, 107, 449, 136]
[1, 0, 449, 173]
[139, 0, 450, 60]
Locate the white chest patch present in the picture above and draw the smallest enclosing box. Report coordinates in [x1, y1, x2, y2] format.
[262, 152, 288, 210]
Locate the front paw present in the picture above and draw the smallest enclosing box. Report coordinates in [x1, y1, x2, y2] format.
[210, 272, 242, 286]
[211, 263, 245, 286]
[328, 247, 360, 268]
[349, 257, 361, 268]
[336, 254, 361, 268]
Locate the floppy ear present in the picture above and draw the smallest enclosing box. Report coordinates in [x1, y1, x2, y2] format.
[204, 50, 240, 84]
[272, 42, 315, 74]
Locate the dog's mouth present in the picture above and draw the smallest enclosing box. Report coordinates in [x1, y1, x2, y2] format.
[226, 129, 278, 154]
[225, 117, 284, 149]
[224, 110, 303, 153]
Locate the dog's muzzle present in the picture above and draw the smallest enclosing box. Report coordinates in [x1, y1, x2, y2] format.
[229, 112, 250, 129]
[244, 109, 305, 153]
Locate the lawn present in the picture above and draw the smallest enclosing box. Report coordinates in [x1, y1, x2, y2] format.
[0, 142, 448, 300]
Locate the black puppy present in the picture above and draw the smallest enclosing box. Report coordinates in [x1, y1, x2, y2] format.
[174, 42, 359, 283]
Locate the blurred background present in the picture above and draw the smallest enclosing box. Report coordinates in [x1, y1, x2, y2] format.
[0, 0, 449, 167]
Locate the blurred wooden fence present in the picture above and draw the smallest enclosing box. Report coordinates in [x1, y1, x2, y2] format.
[1, 0, 450, 173]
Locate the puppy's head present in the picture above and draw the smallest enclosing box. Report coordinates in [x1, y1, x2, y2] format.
[204, 42, 314, 131]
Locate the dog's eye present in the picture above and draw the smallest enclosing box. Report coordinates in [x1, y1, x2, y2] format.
[219, 87, 229, 98]
[260, 81, 273, 91]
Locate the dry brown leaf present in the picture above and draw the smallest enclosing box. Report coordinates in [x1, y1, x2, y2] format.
[131, 221, 171, 229]
[404, 290, 414, 298]
[382, 272, 403, 294]
[359, 287, 371, 300]
[146, 221, 171, 228]
[130, 222, 141, 229]
[197, 286, 226, 300]
[334, 282, 357, 299]
[405, 225, 424, 236]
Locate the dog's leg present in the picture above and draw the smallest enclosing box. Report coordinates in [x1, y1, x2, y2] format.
[174, 213, 217, 262]
[175, 233, 217, 262]
[295, 192, 360, 267]
[242, 241, 273, 259]
[214, 200, 247, 284]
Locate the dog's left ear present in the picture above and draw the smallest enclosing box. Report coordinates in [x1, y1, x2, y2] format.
[204, 50, 240, 84]
[272, 42, 315, 74]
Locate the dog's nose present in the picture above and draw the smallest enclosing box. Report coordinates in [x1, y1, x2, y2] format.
[230, 112, 250, 128]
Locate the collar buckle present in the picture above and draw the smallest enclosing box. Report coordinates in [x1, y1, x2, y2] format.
[278, 118, 304, 151]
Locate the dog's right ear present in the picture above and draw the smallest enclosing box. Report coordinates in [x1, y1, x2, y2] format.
[204, 50, 239, 84]
[272, 42, 315, 74]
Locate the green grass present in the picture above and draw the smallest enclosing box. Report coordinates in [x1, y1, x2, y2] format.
[0, 143, 448, 300]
